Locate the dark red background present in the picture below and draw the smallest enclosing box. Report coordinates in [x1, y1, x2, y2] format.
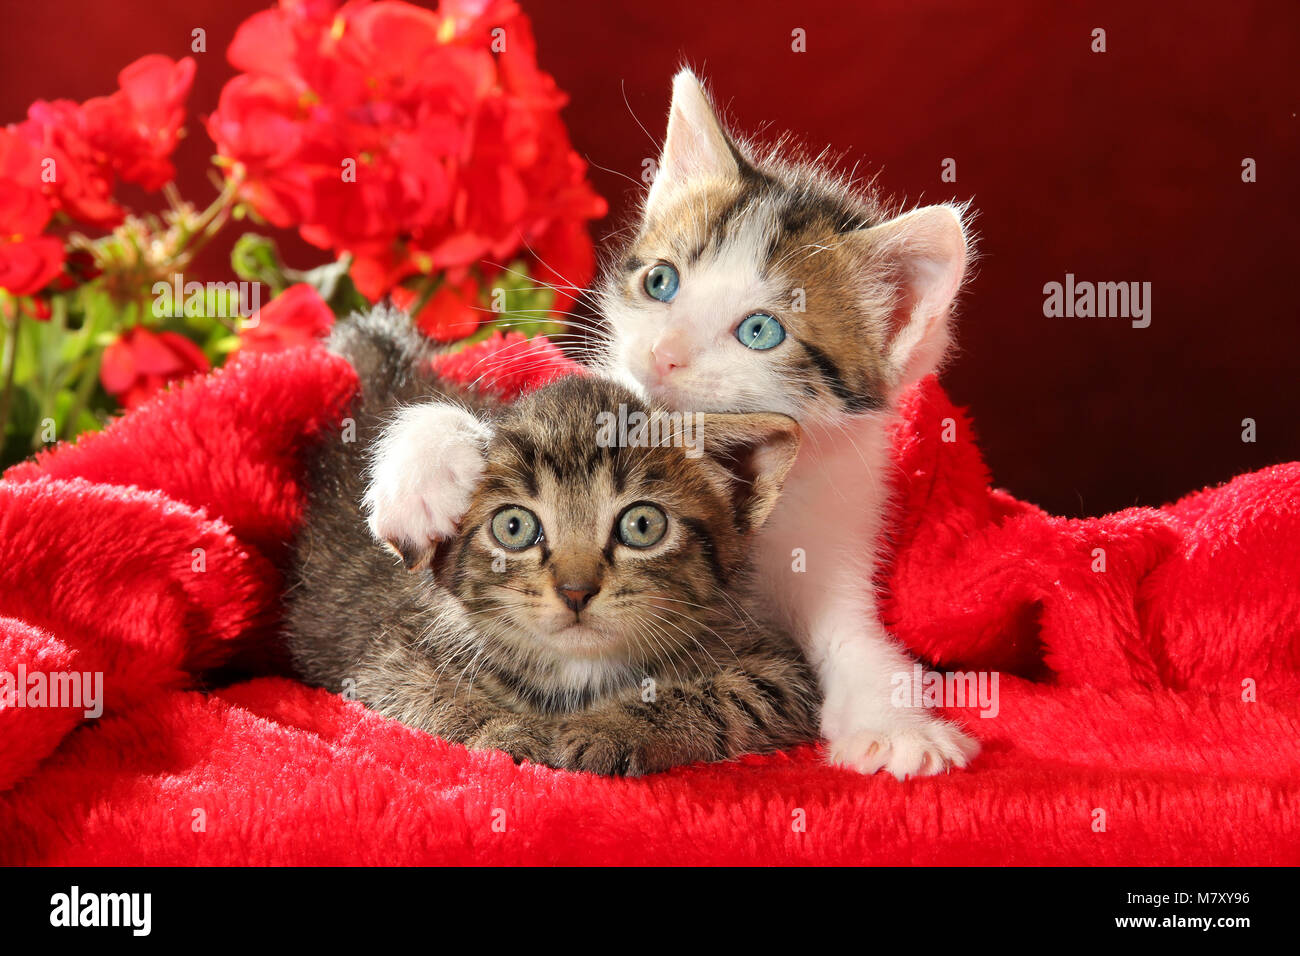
[2, 0, 1295, 516]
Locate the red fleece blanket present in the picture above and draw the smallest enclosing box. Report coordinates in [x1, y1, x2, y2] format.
[2, 339, 1298, 865]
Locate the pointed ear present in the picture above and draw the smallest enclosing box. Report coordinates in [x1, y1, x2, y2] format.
[694, 412, 800, 533]
[854, 204, 969, 390]
[647, 70, 740, 214]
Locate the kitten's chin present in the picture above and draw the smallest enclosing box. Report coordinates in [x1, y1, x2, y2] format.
[644, 379, 713, 413]
[544, 621, 618, 658]
[645, 374, 760, 414]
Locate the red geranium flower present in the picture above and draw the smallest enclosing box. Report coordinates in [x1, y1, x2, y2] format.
[390, 277, 482, 342]
[238, 282, 335, 353]
[209, 0, 606, 308]
[82, 54, 198, 192]
[205, 74, 315, 228]
[15, 100, 122, 228]
[0, 129, 64, 296]
[100, 327, 210, 409]
[12, 55, 195, 229]
[0, 237, 65, 299]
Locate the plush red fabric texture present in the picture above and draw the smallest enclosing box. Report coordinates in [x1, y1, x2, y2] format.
[1, 341, 1298, 865]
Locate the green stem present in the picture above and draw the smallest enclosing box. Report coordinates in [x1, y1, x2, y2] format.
[166, 173, 243, 275]
[61, 348, 101, 443]
[408, 271, 441, 318]
[60, 298, 101, 443]
[192, 172, 242, 233]
[0, 309, 19, 450]
[35, 296, 67, 429]
[180, 200, 235, 267]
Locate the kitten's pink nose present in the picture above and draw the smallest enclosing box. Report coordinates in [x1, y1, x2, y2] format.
[557, 583, 599, 613]
[651, 332, 689, 380]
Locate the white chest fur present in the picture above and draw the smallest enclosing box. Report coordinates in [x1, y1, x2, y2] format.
[753, 413, 894, 658]
[747, 412, 980, 778]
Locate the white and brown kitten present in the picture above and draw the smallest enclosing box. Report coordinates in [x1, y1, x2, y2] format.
[595, 71, 978, 778]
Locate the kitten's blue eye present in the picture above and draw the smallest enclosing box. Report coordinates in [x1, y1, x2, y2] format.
[644, 263, 679, 302]
[616, 503, 668, 549]
[491, 506, 541, 550]
[736, 312, 785, 350]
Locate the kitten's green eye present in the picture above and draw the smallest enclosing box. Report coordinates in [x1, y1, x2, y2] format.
[490, 507, 541, 550]
[736, 312, 786, 350]
[616, 503, 668, 549]
[644, 263, 679, 302]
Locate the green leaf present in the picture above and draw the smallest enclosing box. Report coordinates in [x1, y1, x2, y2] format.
[477, 260, 562, 342]
[232, 235, 370, 320]
[317, 272, 371, 319]
[293, 256, 351, 301]
[231, 233, 290, 297]
[285, 254, 370, 318]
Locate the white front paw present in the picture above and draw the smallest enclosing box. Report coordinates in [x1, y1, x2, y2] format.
[826, 716, 979, 779]
[364, 401, 493, 568]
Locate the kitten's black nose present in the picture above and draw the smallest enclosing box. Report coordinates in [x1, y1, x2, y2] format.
[557, 583, 599, 613]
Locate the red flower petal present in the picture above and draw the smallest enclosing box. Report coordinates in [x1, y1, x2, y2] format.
[98, 335, 137, 396]
[240, 282, 335, 353]
[228, 9, 297, 75]
[0, 236, 65, 297]
[99, 327, 209, 408]
[392, 278, 482, 343]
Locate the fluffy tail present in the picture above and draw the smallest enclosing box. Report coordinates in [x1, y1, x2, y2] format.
[328, 306, 438, 416]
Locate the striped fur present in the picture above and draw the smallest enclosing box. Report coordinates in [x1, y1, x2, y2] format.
[285, 308, 819, 776]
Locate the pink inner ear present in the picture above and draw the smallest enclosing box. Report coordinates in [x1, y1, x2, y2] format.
[649, 72, 738, 208]
[890, 254, 960, 337]
[871, 206, 969, 387]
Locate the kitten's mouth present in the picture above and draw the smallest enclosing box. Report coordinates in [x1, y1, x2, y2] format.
[548, 620, 611, 655]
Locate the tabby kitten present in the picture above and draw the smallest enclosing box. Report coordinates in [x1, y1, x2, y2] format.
[596, 71, 980, 778]
[285, 307, 818, 776]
